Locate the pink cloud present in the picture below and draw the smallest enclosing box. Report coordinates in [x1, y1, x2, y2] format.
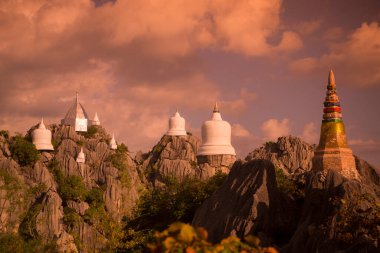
[289, 22, 380, 86]
[261, 118, 291, 141]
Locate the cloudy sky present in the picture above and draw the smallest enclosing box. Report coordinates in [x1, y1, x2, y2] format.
[1, 0, 379, 167]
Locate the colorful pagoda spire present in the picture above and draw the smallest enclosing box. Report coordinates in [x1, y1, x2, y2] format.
[313, 70, 359, 180]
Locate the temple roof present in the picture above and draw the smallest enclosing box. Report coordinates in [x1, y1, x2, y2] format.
[63, 93, 89, 123]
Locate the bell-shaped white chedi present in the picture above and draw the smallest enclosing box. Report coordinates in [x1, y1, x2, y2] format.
[76, 147, 85, 163]
[166, 109, 187, 136]
[61, 93, 89, 132]
[32, 118, 54, 151]
[92, 112, 100, 126]
[109, 133, 117, 150]
[198, 103, 236, 156]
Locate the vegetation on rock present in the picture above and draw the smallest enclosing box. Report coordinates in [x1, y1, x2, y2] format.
[121, 172, 227, 251]
[10, 135, 40, 166]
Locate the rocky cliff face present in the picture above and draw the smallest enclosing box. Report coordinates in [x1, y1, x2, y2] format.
[246, 136, 315, 175]
[142, 134, 237, 183]
[193, 136, 380, 252]
[0, 125, 143, 252]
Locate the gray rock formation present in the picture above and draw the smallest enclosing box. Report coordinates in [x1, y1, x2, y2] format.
[142, 134, 236, 183]
[0, 125, 143, 252]
[142, 135, 200, 183]
[192, 159, 299, 245]
[246, 136, 315, 175]
[193, 136, 380, 252]
[197, 154, 236, 179]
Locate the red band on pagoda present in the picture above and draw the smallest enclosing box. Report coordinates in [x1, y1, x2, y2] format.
[323, 107, 341, 113]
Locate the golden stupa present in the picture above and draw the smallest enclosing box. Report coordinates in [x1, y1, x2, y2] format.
[312, 70, 359, 180]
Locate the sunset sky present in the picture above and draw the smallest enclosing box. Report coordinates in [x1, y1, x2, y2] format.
[1, 0, 379, 167]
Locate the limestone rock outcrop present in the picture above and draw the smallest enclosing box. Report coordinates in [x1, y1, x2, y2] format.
[192, 159, 299, 245]
[0, 125, 143, 252]
[193, 136, 380, 252]
[246, 136, 315, 175]
[142, 135, 200, 183]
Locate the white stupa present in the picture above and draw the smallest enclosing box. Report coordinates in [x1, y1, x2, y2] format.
[166, 109, 187, 136]
[32, 118, 54, 151]
[92, 112, 100, 126]
[109, 133, 117, 150]
[76, 147, 85, 163]
[61, 93, 89, 132]
[197, 103, 236, 156]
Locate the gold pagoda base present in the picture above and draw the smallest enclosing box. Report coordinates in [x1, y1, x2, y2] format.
[312, 147, 359, 180]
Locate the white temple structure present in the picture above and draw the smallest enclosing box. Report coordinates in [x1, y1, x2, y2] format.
[109, 133, 117, 150]
[197, 103, 236, 156]
[32, 118, 54, 151]
[166, 109, 187, 136]
[76, 147, 85, 163]
[61, 93, 89, 132]
[92, 112, 100, 126]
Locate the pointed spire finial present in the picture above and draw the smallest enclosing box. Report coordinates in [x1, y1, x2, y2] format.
[328, 69, 336, 88]
[76, 91, 79, 103]
[213, 102, 219, 113]
[39, 117, 46, 129]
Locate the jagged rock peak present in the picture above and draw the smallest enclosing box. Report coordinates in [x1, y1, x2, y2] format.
[246, 135, 316, 175]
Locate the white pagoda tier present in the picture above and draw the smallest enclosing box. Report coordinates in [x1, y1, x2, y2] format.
[76, 147, 85, 163]
[166, 109, 187, 136]
[32, 118, 54, 151]
[61, 93, 89, 132]
[109, 133, 117, 150]
[92, 112, 100, 126]
[198, 103, 236, 156]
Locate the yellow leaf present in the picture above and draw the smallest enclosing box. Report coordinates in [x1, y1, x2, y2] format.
[178, 224, 196, 243]
[197, 227, 208, 240]
[163, 237, 176, 249]
[186, 247, 196, 253]
[244, 235, 260, 246]
[264, 247, 278, 253]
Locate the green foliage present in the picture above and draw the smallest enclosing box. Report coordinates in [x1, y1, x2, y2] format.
[116, 143, 129, 154]
[48, 158, 64, 184]
[0, 233, 57, 253]
[60, 175, 88, 202]
[120, 169, 132, 188]
[86, 187, 104, 208]
[76, 140, 84, 147]
[119, 228, 154, 252]
[147, 222, 278, 253]
[275, 168, 304, 200]
[83, 125, 98, 139]
[19, 202, 43, 239]
[51, 138, 59, 149]
[0, 130, 9, 139]
[27, 183, 47, 197]
[9, 135, 40, 166]
[63, 207, 81, 230]
[0, 170, 26, 230]
[122, 172, 227, 250]
[328, 193, 380, 244]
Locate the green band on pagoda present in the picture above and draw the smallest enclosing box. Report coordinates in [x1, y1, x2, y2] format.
[322, 118, 343, 123]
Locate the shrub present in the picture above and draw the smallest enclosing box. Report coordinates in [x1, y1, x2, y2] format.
[0, 233, 57, 253]
[123, 172, 228, 249]
[63, 207, 81, 230]
[0, 130, 9, 139]
[275, 168, 304, 200]
[86, 188, 104, 208]
[116, 143, 129, 154]
[10, 136, 40, 166]
[83, 125, 98, 139]
[60, 175, 88, 202]
[147, 222, 277, 253]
